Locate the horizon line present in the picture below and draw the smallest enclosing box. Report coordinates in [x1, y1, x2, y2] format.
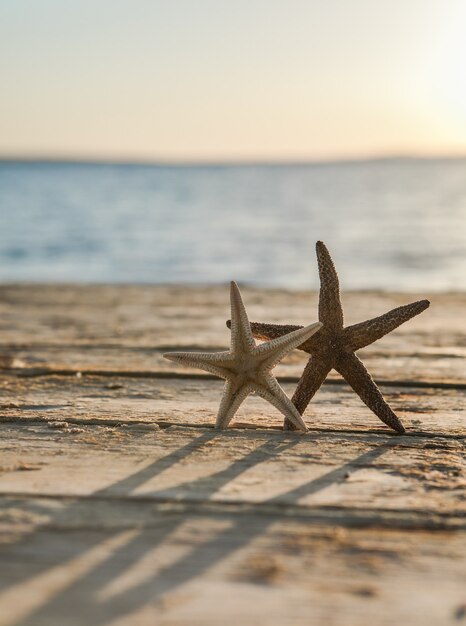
[1, 152, 466, 167]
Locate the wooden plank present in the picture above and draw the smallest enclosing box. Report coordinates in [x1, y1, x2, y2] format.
[0, 497, 464, 626]
[1, 286, 464, 385]
[0, 285, 464, 626]
[2, 344, 464, 388]
[0, 422, 464, 520]
[0, 419, 464, 626]
[1, 374, 465, 435]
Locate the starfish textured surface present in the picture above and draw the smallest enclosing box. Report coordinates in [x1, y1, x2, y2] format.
[164, 281, 322, 431]
[228, 242, 430, 434]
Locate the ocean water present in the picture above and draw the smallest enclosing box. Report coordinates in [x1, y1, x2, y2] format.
[0, 158, 465, 291]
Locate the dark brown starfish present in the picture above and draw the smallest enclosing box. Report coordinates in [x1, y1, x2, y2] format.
[227, 241, 430, 433]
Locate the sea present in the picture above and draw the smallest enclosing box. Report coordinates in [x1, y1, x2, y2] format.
[0, 158, 465, 291]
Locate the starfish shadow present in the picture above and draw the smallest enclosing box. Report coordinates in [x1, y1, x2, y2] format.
[0, 429, 300, 625]
[0, 431, 217, 594]
[5, 436, 398, 626]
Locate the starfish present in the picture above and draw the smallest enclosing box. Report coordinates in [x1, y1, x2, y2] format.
[164, 281, 322, 432]
[227, 242, 430, 434]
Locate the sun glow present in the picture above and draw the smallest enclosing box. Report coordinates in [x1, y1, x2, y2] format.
[427, 3, 466, 146]
[0, 0, 465, 160]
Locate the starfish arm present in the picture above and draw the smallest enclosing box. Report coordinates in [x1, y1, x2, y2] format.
[229, 281, 257, 354]
[258, 375, 308, 432]
[316, 241, 344, 330]
[225, 320, 322, 354]
[334, 351, 405, 434]
[254, 321, 322, 370]
[343, 299, 430, 351]
[163, 351, 233, 380]
[246, 321, 303, 341]
[215, 380, 253, 429]
[283, 355, 332, 430]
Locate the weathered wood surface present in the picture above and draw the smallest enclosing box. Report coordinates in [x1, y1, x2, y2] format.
[0, 421, 464, 520]
[0, 285, 465, 626]
[1, 375, 465, 435]
[0, 286, 464, 385]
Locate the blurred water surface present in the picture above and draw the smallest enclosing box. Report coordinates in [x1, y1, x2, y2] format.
[0, 158, 465, 291]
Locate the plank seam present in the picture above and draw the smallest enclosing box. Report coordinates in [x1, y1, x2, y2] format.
[0, 415, 464, 439]
[1, 492, 464, 530]
[2, 368, 465, 390]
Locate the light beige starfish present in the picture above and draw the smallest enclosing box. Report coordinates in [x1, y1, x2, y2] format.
[164, 281, 322, 431]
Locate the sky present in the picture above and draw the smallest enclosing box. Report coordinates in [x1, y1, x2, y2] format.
[1, 0, 465, 161]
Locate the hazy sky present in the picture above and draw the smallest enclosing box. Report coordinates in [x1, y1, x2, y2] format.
[1, 0, 465, 161]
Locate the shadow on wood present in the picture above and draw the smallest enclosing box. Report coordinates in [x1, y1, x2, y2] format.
[0, 435, 397, 626]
